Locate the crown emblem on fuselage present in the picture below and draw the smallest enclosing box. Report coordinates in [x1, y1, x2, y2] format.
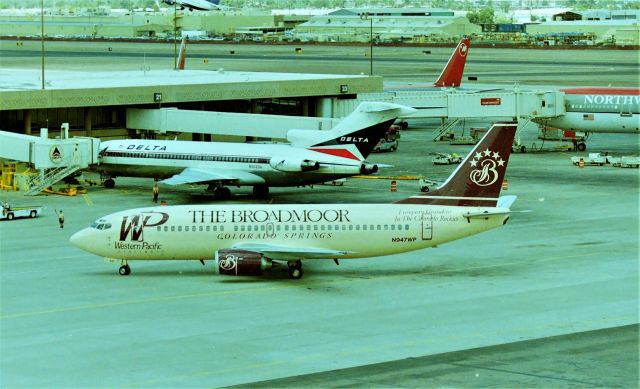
[469, 149, 505, 187]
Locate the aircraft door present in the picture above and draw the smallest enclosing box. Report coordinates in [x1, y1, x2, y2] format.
[265, 222, 275, 238]
[421, 212, 433, 240]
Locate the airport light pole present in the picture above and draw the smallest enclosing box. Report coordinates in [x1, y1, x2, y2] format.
[359, 12, 373, 76]
[173, 2, 177, 70]
[41, 0, 45, 89]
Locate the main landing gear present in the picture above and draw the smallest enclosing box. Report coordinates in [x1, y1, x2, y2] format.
[119, 261, 131, 276]
[288, 260, 303, 279]
[253, 185, 269, 198]
[207, 184, 232, 200]
[103, 178, 116, 188]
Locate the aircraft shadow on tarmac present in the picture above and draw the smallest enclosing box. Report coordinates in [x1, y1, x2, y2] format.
[81, 260, 520, 281]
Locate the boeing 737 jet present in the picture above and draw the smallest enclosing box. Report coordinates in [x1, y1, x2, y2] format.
[93, 102, 415, 198]
[71, 121, 518, 279]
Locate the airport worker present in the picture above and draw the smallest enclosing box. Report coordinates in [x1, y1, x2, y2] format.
[152, 182, 160, 203]
[57, 209, 65, 229]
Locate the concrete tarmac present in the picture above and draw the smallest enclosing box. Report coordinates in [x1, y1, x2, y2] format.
[0, 40, 638, 87]
[1, 42, 639, 388]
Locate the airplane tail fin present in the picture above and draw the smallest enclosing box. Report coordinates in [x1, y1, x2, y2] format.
[397, 122, 517, 207]
[287, 102, 416, 160]
[177, 37, 187, 70]
[433, 37, 470, 88]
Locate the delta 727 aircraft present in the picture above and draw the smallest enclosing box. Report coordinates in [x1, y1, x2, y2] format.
[93, 102, 414, 198]
[71, 122, 518, 279]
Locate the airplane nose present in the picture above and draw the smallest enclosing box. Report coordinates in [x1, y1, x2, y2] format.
[69, 228, 95, 253]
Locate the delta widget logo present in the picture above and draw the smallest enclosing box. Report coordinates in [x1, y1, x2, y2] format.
[469, 149, 505, 187]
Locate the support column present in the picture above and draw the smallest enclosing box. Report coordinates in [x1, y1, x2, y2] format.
[84, 107, 93, 137]
[24, 109, 32, 135]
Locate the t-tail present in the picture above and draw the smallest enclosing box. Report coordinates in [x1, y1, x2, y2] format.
[286, 102, 416, 160]
[177, 37, 187, 70]
[397, 122, 517, 206]
[433, 37, 470, 88]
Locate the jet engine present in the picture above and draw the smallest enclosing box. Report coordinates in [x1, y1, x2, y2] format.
[269, 157, 320, 172]
[360, 163, 379, 175]
[213, 249, 272, 276]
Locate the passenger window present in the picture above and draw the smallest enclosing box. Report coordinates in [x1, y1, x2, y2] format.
[178, 226, 182, 232]
[356, 225, 360, 230]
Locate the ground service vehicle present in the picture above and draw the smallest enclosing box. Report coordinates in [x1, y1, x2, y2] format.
[1, 203, 44, 220]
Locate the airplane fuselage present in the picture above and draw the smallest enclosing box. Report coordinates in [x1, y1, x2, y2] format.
[72, 203, 509, 261]
[542, 88, 640, 134]
[94, 139, 369, 187]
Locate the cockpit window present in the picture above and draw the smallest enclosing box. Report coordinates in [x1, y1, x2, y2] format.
[91, 221, 112, 230]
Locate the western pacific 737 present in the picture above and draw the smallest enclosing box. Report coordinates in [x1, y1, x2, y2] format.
[71, 122, 519, 279]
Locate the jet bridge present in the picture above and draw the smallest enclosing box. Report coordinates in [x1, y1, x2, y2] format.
[127, 108, 340, 138]
[0, 124, 100, 194]
[326, 87, 566, 146]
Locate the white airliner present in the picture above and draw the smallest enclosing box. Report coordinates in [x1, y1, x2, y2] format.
[93, 103, 414, 198]
[162, 0, 223, 11]
[537, 87, 639, 136]
[71, 122, 519, 279]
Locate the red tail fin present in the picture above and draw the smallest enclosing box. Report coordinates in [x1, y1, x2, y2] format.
[433, 37, 470, 88]
[177, 37, 187, 70]
[397, 122, 517, 207]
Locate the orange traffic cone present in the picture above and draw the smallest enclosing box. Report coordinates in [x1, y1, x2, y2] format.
[502, 180, 508, 191]
[390, 180, 397, 192]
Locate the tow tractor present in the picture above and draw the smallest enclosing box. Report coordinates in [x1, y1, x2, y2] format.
[1, 202, 44, 220]
[432, 152, 462, 165]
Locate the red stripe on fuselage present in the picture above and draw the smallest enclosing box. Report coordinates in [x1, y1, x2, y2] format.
[309, 148, 360, 160]
[563, 88, 640, 96]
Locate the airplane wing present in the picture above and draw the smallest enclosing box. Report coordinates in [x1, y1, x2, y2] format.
[160, 167, 239, 185]
[232, 242, 354, 261]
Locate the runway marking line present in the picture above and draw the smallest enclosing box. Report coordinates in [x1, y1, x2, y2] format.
[82, 194, 93, 206]
[0, 250, 607, 320]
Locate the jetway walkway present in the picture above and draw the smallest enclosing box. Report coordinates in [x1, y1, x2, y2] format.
[0, 125, 99, 195]
[127, 108, 339, 138]
[330, 87, 566, 146]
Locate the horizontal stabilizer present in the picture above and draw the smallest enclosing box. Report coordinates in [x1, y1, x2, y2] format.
[463, 209, 511, 219]
[497, 195, 517, 209]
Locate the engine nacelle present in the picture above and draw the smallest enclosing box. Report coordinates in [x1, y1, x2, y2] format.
[360, 163, 379, 175]
[269, 156, 320, 172]
[214, 249, 272, 276]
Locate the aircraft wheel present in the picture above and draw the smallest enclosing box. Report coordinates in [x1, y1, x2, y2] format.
[577, 143, 587, 152]
[30, 210, 37, 218]
[520, 145, 527, 153]
[104, 178, 115, 188]
[288, 261, 303, 279]
[119, 265, 131, 276]
[216, 187, 231, 200]
[253, 185, 269, 198]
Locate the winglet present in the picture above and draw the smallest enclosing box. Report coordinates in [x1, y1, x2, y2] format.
[433, 37, 470, 88]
